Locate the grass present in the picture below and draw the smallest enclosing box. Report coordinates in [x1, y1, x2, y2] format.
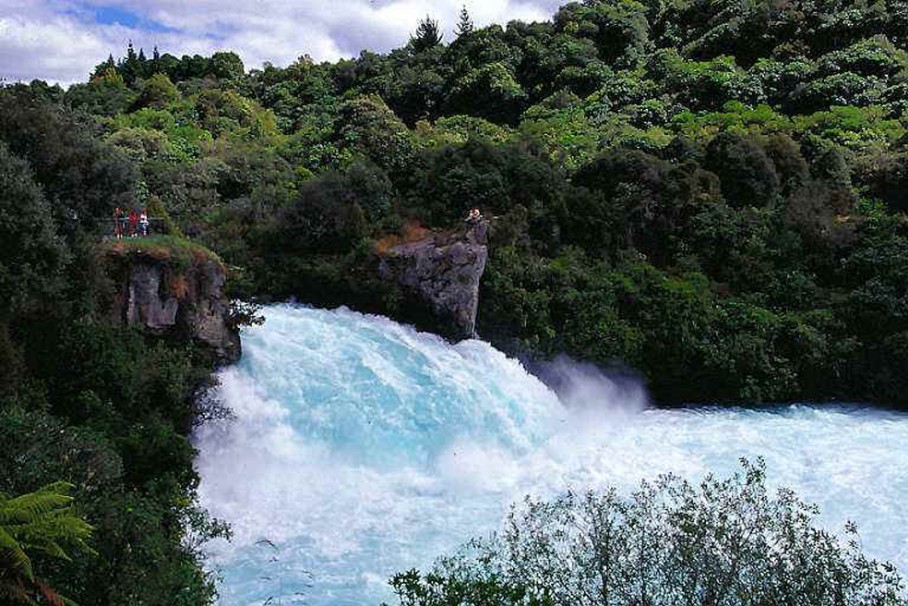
[374, 220, 437, 255]
[100, 235, 223, 272]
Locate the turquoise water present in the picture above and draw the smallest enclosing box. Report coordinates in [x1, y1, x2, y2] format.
[194, 304, 908, 605]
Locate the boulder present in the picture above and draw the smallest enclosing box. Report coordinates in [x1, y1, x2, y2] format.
[379, 220, 489, 339]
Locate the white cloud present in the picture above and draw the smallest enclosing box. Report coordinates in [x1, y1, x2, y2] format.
[0, 16, 114, 84]
[0, 0, 566, 85]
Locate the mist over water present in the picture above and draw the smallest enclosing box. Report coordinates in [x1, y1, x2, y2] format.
[195, 304, 908, 606]
[531, 354, 649, 417]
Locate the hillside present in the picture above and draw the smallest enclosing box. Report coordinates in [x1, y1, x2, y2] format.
[5, 2, 908, 405]
[1, 2, 908, 598]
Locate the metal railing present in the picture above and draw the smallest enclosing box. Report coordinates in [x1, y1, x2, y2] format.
[89, 217, 173, 238]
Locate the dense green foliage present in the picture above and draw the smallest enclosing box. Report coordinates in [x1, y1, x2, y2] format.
[0, 91, 228, 604]
[389, 459, 907, 606]
[10, 0, 904, 406]
[2, 0, 908, 599]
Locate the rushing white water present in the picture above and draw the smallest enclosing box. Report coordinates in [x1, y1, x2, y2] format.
[195, 304, 908, 606]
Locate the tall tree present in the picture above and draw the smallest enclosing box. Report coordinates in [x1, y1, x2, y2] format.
[411, 15, 443, 53]
[120, 41, 141, 85]
[456, 5, 474, 37]
[151, 45, 161, 74]
[91, 54, 117, 80]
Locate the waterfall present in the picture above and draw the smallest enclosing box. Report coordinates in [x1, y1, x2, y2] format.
[195, 304, 908, 605]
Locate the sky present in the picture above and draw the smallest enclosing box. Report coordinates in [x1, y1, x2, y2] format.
[0, 0, 565, 86]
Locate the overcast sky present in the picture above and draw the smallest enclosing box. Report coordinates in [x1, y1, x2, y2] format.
[0, 0, 565, 85]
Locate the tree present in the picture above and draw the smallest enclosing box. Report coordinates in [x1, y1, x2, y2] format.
[119, 41, 141, 85]
[0, 86, 139, 231]
[391, 459, 907, 606]
[0, 142, 68, 318]
[704, 132, 780, 208]
[66, 73, 136, 117]
[210, 51, 245, 81]
[0, 482, 93, 605]
[90, 54, 117, 80]
[411, 15, 443, 53]
[445, 62, 528, 124]
[335, 95, 416, 180]
[554, 0, 650, 68]
[133, 73, 179, 109]
[455, 5, 474, 37]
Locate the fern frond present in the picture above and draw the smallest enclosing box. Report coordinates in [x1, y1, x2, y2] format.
[0, 482, 92, 605]
[0, 527, 33, 580]
[14, 512, 94, 559]
[0, 483, 75, 526]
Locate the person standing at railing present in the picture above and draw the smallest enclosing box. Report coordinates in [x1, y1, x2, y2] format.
[129, 209, 138, 237]
[113, 207, 123, 239]
[139, 209, 149, 236]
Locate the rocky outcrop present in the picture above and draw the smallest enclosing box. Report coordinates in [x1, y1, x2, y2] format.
[104, 242, 241, 364]
[378, 220, 489, 340]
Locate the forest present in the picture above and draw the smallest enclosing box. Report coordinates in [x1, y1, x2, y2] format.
[2, 0, 908, 601]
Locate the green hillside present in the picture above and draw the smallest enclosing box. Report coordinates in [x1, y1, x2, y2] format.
[2, 1, 908, 600]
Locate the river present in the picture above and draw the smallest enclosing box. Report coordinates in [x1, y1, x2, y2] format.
[194, 304, 908, 605]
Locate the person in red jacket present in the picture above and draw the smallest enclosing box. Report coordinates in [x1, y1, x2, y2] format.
[129, 209, 138, 237]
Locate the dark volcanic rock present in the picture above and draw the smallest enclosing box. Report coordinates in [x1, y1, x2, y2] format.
[379, 220, 489, 340]
[105, 243, 241, 364]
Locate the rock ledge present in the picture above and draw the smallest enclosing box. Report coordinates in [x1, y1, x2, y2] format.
[103, 239, 241, 364]
[378, 220, 489, 340]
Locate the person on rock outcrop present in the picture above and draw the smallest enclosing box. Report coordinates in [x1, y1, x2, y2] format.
[139, 209, 149, 236]
[465, 208, 482, 224]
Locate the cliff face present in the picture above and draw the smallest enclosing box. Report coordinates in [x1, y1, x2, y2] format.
[378, 220, 489, 340]
[104, 241, 241, 364]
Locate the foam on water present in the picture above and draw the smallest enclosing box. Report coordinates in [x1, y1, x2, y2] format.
[194, 304, 908, 605]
